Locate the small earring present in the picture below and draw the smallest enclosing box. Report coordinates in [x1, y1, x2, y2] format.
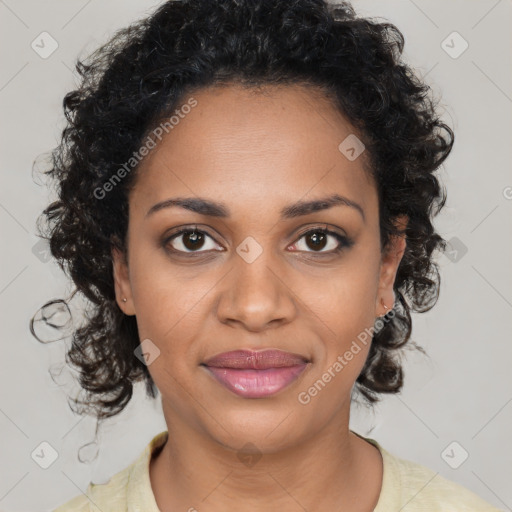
[122, 298, 127, 302]
[379, 297, 390, 318]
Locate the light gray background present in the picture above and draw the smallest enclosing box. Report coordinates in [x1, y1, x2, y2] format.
[1, 1, 511, 510]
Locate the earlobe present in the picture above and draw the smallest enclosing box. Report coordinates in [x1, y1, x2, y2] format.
[112, 247, 135, 316]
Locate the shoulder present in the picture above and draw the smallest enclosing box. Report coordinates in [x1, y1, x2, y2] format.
[391, 453, 500, 510]
[51, 430, 169, 512]
[52, 464, 132, 512]
[368, 437, 503, 512]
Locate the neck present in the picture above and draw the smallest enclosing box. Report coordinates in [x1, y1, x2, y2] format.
[149, 406, 383, 512]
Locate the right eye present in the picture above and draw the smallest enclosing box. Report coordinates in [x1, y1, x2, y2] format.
[164, 227, 223, 254]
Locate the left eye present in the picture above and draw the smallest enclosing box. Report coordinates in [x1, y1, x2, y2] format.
[291, 228, 350, 253]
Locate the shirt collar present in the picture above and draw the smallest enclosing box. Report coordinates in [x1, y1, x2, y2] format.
[127, 430, 168, 512]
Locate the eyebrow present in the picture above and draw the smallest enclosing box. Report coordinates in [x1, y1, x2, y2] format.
[146, 193, 365, 222]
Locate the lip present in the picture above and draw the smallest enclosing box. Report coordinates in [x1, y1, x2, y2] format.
[203, 349, 309, 369]
[202, 349, 310, 398]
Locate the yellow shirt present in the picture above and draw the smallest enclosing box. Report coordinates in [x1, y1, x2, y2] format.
[53, 430, 502, 511]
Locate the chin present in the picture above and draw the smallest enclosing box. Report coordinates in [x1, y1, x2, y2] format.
[201, 402, 310, 455]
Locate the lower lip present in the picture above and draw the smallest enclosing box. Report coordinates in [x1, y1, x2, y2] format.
[203, 364, 308, 398]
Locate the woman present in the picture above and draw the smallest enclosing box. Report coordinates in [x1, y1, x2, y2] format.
[35, 0, 501, 510]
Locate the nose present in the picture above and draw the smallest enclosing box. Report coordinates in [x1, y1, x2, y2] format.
[214, 246, 297, 332]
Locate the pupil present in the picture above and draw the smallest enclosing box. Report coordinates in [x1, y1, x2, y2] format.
[184, 230, 204, 251]
[307, 232, 326, 251]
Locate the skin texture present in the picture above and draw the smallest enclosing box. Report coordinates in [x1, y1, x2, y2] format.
[112, 84, 407, 511]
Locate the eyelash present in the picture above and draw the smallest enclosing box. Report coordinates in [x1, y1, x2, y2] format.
[163, 225, 353, 257]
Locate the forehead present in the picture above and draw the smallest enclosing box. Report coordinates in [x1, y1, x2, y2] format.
[131, 83, 377, 222]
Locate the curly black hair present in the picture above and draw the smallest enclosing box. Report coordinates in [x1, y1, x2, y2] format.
[32, 0, 453, 422]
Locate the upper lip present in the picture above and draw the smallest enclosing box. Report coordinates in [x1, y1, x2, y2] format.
[203, 349, 309, 369]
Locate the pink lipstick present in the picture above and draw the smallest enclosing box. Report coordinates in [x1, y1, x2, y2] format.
[202, 349, 309, 398]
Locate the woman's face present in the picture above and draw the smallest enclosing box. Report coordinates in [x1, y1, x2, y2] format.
[113, 84, 406, 452]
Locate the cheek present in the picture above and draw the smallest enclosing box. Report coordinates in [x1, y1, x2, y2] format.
[305, 261, 379, 334]
[130, 274, 205, 394]
[296, 281, 377, 410]
[128, 249, 217, 361]
[298, 262, 379, 383]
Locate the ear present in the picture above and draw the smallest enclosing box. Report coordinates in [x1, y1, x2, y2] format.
[375, 214, 408, 317]
[112, 246, 136, 316]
